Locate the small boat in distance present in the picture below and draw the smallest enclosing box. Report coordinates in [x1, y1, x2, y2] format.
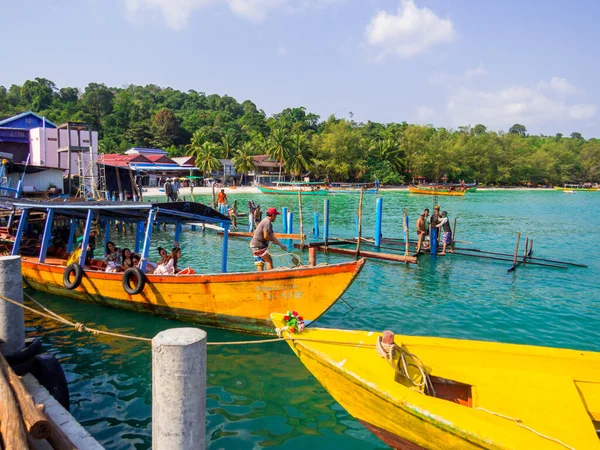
[564, 190, 576, 194]
[554, 183, 599, 192]
[271, 313, 600, 450]
[3, 198, 366, 335]
[328, 182, 379, 194]
[257, 181, 328, 196]
[408, 185, 467, 197]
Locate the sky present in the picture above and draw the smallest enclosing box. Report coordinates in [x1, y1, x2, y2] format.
[1, 0, 599, 136]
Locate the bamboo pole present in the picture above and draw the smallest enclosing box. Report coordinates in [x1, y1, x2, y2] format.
[451, 217, 457, 252]
[508, 232, 521, 272]
[453, 247, 586, 267]
[529, 238, 533, 257]
[0, 353, 50, 439]
[522, 237, 529, 265]
[451, 250, 567, 269]
[298, 191, 305, 249]
[0, 354, 28, 449]
[355, 188, 364, 258]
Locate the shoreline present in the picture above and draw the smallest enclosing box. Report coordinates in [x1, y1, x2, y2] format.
[141, 186, 562, 197]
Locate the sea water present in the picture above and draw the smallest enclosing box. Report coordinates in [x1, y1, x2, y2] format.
[24, 190, 600, 449]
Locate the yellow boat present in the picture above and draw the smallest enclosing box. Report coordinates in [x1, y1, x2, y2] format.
[409, 186, 466, 197]
[554, 184, 599, 192]
[271, 313, 600, 449]
[3, 198, 366, 335]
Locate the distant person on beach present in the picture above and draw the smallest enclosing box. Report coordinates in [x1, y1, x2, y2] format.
[436, 210, 453, 256]
[218, 189, 228, 209]
[164, 179, 172, 202]
[250, 207, 287, 271]
[416, 208, 429, 253]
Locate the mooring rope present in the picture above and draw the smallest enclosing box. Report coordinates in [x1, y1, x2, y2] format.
[0, 293, 373, 347]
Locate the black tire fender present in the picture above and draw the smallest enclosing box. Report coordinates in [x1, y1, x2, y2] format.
[63, 263, 83, 290]
[122, 267, 146, 295]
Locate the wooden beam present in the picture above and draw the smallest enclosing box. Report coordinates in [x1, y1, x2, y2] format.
[0, 354, 28, 449]
[315, 246, 418, 264]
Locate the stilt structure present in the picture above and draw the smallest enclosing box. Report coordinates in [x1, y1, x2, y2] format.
[56, 122, 99, 199]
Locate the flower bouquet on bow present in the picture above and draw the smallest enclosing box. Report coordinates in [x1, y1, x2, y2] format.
[282, 310, 305, 334]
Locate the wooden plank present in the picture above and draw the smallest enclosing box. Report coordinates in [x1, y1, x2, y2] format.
[315, 246, 418, 264]
[218, 231, 305, 240]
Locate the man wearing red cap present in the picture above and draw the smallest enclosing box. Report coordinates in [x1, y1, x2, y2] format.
[250, 207, 287, 271]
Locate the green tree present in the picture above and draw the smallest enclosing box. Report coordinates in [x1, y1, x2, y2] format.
[232, 142, 257, 184]
[220, 130, 237, 159]
[509, 124, 527, 136]
[268, 128, 290, 181]
[286, 133, 312, 179]
[151, 108, 180, 149]
[194, 142, 222, 178]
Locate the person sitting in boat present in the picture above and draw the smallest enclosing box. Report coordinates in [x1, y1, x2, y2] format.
[436, 211, 453, 256]
[154, 247, 177, 275]
[105, 241, 122, 273]
[121, 248, 134, 270]
[250, 207, 287, 271]
[416, 208, 430, 253]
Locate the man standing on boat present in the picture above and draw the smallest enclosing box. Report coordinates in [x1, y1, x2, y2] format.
[416, 208, 429, 253]
[436, 211, 453, 256]
[250, 207, 287, 271]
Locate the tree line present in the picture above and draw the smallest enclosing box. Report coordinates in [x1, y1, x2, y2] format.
[1, 78, 599, 185]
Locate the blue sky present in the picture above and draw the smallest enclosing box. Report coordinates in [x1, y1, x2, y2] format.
[2, 0, 599, 136]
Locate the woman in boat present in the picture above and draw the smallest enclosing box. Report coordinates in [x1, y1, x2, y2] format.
[104, 241, 122, 273]
[121, 248, 133, 270]
[154, 247, 177, 275]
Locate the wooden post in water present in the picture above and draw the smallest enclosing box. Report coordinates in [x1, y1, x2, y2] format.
[522, 237, 529, 265]
[298, 191, 305, 248]
[451, 217, 457, 252]
[509, 232, 521, 272]
[355, 188, 364, 258]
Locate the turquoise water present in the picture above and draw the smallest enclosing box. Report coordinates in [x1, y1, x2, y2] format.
[24, 190, 600, 449]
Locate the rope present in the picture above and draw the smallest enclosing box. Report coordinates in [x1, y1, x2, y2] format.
[376, 336, 436, 396]
[0, 293, 377, 348]
[475, 407, 575, 450]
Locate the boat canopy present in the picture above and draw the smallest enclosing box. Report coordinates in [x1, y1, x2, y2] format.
[0, 197, 230, 225]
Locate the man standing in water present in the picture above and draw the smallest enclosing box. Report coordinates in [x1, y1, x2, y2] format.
[415, 208, 429, 253]
[436, 210, 454, 255]
[250, 207, 287, 271]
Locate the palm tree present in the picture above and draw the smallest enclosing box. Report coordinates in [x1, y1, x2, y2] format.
[370, 138, 403, 172]
[232, 142, 257, 185]
[286, 133, 312, 180]
[187, 129, 206, 158]
[268, 128, 290, 182]
[220, 130, 237, 159]
[195, 142, 222, 179]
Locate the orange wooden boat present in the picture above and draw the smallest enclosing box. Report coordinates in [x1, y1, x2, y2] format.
[3, 198, 365, 335]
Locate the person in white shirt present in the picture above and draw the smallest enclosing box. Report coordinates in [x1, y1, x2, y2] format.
[435, 210, 453, 255]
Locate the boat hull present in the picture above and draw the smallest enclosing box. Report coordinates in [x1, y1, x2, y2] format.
[329, 189, 379, 194]
[257, 185, 328, 196]
[408, 186, 466, 197]
[554, 186, 598, 191]
[21, 257, 365, 335]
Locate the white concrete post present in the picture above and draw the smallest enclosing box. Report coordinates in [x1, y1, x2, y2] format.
[0, 255, 25, 354]
[152, 328, 206, 450]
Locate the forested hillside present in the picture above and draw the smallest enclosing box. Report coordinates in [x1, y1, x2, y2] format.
[1, 78, 598, 185]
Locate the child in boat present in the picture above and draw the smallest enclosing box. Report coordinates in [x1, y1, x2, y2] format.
[121, 248, 133, 270]
[105, 241, 122, 273]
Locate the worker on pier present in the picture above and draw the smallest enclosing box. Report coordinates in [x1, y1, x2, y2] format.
[436, 211, 454, 256]
[416, 208, 430, 253]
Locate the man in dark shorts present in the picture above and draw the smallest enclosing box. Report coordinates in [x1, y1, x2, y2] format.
[250, 207, 287, 271]
[416, 208, 429, 253]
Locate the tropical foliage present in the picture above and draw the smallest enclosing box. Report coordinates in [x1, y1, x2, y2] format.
[1, 78, 599, 185]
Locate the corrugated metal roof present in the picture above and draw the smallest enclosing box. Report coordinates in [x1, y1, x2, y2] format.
[0, 111, 57, 128]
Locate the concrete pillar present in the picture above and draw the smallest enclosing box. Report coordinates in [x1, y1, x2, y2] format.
[152, 328, 206, 450]
[0, 256, 25, 354]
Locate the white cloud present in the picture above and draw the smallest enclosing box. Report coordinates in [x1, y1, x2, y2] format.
[447, 82, 596, 128]
[416, 106, 434, 121]
[538, 76, 581, 95]
[429, 65, 486, 85]
[277, 44, 288, 56]
[122, 0, 340, 28]
[364, 0, 456, 59]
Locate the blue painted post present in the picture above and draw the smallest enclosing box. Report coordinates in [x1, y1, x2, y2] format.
[175, 222, 182, 243]
[191, 224, 197, 231]
[38, 209, 55, 263]
[430, 226, 438, 256]
[375, 197, 383, 248]
[135, 221, 143, 253]
[11, 209, 29, 256]
[66, 219, 76, 253]
[78, 210, 94, 266]
[104, 220, 111, 248]
[282, 207, 288, 233]
[324, 199, 330, 243]
[140, 209, 157, 273]
[313, 211, 319, 238]
[287, 212, 293, 234]
[7, 212, 14, 230]
[221, 226, 229, 273]
[112, 194, 116, 202]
